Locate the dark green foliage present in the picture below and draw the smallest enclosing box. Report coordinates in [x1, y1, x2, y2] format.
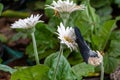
[44, 52, 76, 80]
[72, 62, 95, 80]
[11, 65, 49, 80]
[26, 23, 59, 61]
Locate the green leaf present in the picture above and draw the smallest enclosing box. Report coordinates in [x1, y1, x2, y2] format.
[90, 0, 111, 8]
[44, 52, 76, 80]
[11, 32, 28, 41]
[92, 20, 116, 50]
[96, 6, 112, 21]
[110, 30, 120, 40]
[0, 34, 7, 43]
[47, 16, 60, 33]
[75, 0, 100, 43]
[11, 65, 49, 80]
[26, 23, 59, 61]
[108, 30, 120, 57]
[0, 58, 2, 63]
[109, 40, 120, 57]
[68, 52, 83, 65]
[2, 10, 30, 18]
[115, 0, 120, 7]
[103, 30, 120, 74]
[0, 3, 3, 15]
[0, 64, 16, 74]
[72, 62, 95, 80]
[104, 54, 120, 73]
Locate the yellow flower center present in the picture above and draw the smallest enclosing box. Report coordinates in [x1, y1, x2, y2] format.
[54, 10, 59, 17]
[64, 36, 73, 43]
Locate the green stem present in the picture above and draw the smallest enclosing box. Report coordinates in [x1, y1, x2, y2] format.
[53, 44, 63, 80]
[100, 60, 104, 80]
[60, 13, 70, 26]
[63, 18, 67, 26]
[31, 32, 40, 65]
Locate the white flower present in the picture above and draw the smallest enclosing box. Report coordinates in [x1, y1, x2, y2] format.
[11, 14, 43, 29]
[46, 0, 85, 13]
[56, 22, 78, 51]
[88, 51, 103, 66]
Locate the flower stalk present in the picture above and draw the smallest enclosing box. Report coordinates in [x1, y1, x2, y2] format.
[11, 14, 42, 65]
[60, 12, 70, 26]
[53, 44, 63, 80]
[31, 31, 40, 65]
[100, 60, 104, 80]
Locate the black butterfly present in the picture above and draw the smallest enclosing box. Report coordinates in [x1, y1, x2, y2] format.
[74, 27, 98, 63]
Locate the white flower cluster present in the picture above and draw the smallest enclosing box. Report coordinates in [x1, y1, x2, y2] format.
[56, 23, 78, 51]
[10, 0, 103, 67]
[46, 0, 85, 13]
[11, 14, 43, 29]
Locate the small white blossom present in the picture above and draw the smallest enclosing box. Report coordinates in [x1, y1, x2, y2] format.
[88, 51, 103, 66]
[46, 0, 85, 13]
[56, 22, 78, 51]
[11, 14, 43, 29]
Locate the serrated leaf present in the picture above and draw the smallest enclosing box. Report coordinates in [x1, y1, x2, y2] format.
[96, 6, 112, 21]
[92, 20, 116, 50]
[44, 52, 76, 80]
[75, 0, 100, 43]
[68, 52, 83, 65]
[11, 65, 49, 80]
[47, 16, 60, 33]
[104, 54, 120, 73]
[74, 12, 91, 35]
[107, 30, 120, 58]
[72, 62, 95, 80]
[0, 64, 16, 74]
[26, 23, 59, 60]
[110, 30, 120, 40]
[109, 40, 120, 57]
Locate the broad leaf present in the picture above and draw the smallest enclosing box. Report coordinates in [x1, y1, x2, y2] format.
[104, 54, 120, 73]
[68, 52, 83, 65]
[72, 62, 95, 80]
[75, 0, 100, 43]
[109, 40, 120, 57]
[44, 52, 76, 80]
[92, 20, 116, 50]
[96, 6, 112, 21]
[26, 23, 59, 60]
[11, 65, 49, 80]
[103, 30, 120, 74]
